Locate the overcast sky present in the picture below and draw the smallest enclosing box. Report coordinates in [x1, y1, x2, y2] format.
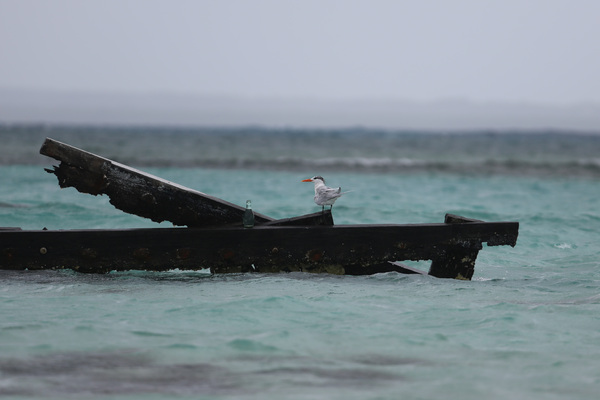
[1, 0, 599, 106]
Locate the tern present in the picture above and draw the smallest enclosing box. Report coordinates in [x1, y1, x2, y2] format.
[302, 176, 349, 212]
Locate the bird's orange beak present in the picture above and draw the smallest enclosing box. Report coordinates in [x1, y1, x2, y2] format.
[301, 179, 313, 182]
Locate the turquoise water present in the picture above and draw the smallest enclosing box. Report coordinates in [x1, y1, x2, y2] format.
[1, 127, 600, 399]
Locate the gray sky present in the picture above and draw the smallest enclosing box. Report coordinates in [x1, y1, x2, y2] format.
[1, 0, 599, 105]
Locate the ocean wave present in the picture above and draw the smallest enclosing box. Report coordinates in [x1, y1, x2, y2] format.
[5, 152, 600, 176]
[154, 156, 600, 177]
[3, 124, 600, 177]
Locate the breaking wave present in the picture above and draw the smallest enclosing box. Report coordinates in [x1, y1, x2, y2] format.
[159, 156, 600, 177]
[2, 123, 600, 177]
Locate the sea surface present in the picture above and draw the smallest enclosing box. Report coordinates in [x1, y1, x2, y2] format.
[1, 124, 600, 399]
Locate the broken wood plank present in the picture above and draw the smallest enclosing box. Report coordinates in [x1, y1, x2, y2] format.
[211, 211, 334, 228]
[262, 211, 334, 226]
[429, 246, 481, 280]
[444, 214, 484, 224]
[40, 138, 274, 227]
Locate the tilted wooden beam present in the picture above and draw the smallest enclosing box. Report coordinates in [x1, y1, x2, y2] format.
[40, 138, 275, 227]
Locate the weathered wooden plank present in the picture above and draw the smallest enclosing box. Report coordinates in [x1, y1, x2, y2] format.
[429, 247, 481, 280]
[0, 220, 519, 279]
[40, 138, 274, 227]
[444, 214, 483, 224]
[214, 211, 334, 228]
[262, 211, 334, 226]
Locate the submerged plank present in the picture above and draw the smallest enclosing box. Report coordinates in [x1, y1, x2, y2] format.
[40, 138, 274, 227]
[387, 261, 429, 275]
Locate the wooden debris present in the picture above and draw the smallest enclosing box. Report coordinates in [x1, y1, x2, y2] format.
[40, 138, 274, 227]
[3, 137, 522, 280]
[0, 215, 518, 279]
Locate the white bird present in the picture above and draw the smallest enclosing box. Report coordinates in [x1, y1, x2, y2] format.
[302, 176, 349, 212]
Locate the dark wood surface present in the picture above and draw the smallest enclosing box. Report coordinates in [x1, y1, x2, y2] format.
[40, 138, 274, 227]
[1, 218, 519, 279]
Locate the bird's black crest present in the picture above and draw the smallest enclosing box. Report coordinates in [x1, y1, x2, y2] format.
[313, 176, 324, 182]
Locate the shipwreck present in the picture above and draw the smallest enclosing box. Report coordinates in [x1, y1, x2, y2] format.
[0, 138, 519, 280]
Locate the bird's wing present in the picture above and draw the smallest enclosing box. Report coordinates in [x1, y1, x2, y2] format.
[317, 186, 343, 197]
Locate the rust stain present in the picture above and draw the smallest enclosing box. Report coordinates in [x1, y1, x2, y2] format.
[221, 249, 235, 260]
[2, 248, 14, 261]
[177, 247, 191, 260]
[306, 249, 324, 263]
